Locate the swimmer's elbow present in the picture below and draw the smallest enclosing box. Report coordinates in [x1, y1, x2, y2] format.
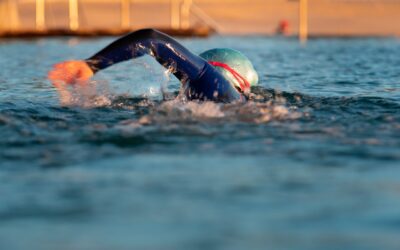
[129, 28, 161, 40]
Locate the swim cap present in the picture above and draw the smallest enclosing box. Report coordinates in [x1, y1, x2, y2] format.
[199, 48, 258, 92]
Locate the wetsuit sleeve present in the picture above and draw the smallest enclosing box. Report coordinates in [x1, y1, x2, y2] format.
[85, 28, 206, 83]
[85, 28, 243, 102]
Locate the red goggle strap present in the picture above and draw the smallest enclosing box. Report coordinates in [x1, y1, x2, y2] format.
[208, 61, 250, 91]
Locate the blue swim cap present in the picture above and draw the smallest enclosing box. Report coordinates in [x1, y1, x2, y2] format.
[199, 48, 258, 92]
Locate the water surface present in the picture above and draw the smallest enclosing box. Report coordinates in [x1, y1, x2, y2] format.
[1, 36, 400, 249]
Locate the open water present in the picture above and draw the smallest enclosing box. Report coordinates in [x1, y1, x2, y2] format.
[0, 36, 400, 249]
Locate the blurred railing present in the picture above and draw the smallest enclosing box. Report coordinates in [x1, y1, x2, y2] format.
[0, 0, 221, 32]
[1, 0, 400, 38]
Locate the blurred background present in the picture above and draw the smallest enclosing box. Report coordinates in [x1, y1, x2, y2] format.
[2, 1, 400, 250]
[1, 0, 400, 38]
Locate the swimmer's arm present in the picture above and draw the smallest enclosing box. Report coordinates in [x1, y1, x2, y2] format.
[85, 28, 207, 82]
[48, 29, 207, 85]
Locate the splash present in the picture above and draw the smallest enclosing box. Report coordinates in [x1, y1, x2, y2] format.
[117, 97, 301, 129]
[52, 74, 301, 126]
[54, 80, 112, 108]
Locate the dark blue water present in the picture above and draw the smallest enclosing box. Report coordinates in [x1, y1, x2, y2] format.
[1, 36, 400, 249]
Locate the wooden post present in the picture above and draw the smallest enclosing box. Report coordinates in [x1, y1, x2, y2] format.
[171, 0, 180, 30]
[69, 0, 79, 31]
[121, 0, 130, 29]
[299, 0, 308, 43]
[36, 0, 45, 30]
[1, 0, 20, 31]
[181, 0, 192, 30]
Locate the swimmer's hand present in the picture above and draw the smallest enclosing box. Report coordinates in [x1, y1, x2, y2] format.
[48, 60, 94, 105]
[48, 60, 93, 86]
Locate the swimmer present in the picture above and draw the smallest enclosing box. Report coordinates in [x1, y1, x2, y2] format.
[48, 28, 258, 103]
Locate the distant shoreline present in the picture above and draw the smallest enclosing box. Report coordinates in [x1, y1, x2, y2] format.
[1, 0, 400, 37]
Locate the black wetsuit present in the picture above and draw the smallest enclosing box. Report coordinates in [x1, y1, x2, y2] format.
[85, 29, 244, 102]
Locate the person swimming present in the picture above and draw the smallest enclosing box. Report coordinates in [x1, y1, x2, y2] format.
[48, 28, 258, 103]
